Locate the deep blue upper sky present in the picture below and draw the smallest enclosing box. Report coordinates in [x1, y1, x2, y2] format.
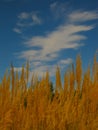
[0, 0, 98, 80]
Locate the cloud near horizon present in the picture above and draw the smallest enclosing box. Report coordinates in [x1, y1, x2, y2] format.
[15, 8, 98, 77]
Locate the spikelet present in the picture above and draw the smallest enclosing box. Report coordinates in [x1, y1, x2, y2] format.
[26, 60, 29, 84]
[20, 65, 26, 92]
[63, 71, 69, 103]
[93, 55, 98, 84]
[69, 64, 75, 97]
[11, 64, 15, 101]
[76, 55, 82, 95]
[55, 66, 62, 93]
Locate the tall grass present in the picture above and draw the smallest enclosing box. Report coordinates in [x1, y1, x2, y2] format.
[0, 55, 98, 130]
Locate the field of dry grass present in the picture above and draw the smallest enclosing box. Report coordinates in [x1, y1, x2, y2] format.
[0, 55, 98, 130]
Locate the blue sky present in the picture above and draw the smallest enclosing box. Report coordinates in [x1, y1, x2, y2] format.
[0, 0, 98, 81]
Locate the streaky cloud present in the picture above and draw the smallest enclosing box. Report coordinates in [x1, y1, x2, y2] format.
[15, 9, 98, 77]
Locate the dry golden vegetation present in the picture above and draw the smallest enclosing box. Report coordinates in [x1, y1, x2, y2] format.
[0, 55, 98, 130]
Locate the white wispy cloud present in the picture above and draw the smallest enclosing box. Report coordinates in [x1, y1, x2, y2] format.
[17, 24, 93, 76]
[50, 2, 98, 23]
[13, 11, 42, 34]
[58, 58, 73, 65]
[30, 58, 73, 78]
[16, 9, 98, 77]
[69, 10, 98, 23]
[19, 24, 93, 61]
[18, 12, 42, 25]
[50, 1, 68, 19]
[30, 64, 56, 78]
[18, 12, 30, 20]
[32, 14, 42, 24]
[13, 28, 22, 34]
